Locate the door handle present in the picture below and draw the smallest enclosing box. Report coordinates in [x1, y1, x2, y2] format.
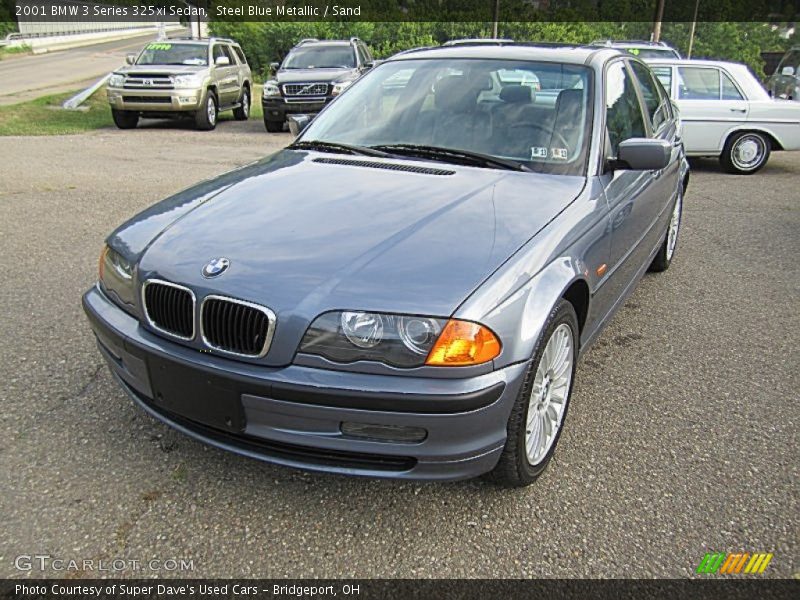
[729, 108, 747, 113]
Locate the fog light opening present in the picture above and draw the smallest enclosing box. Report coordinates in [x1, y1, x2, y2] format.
[340, 422, 427, 443]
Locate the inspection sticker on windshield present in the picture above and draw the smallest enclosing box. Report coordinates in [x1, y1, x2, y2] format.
[551, 148, 569, 160]
[530, 147, 548, 159]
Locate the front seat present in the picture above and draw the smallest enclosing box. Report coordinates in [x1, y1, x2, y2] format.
[549, 88, 585, 158]
[490, 84, 551, 156]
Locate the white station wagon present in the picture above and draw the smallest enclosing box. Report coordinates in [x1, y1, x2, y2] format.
[646, 59, 800, 174]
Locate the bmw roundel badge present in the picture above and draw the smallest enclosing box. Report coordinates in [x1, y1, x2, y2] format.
[202, 257, 230, 278]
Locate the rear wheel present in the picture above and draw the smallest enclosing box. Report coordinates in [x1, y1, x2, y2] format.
[720, 131, 770, 174]
[264, 117, 283, 133]
[233, 87, 250, 121]
[111, 109, 138, 129]
[649, 185, 683, 272]
[195, 91, 218, 131]
[490, 299, 579, 487]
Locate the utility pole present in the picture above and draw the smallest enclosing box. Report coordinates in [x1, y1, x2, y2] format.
[688, 0, 700, 58]
[652, 0, 665, 42]
[492, 0, 500, 38]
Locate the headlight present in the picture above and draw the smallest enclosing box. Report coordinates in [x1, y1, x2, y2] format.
[172, 73, 205, 88]
[108, 73, 125, 87]
[98, 245, 136, 311]
[263, 82, 281, 97]
[331, 80, 353, 96]
[299, 311, 501, 368]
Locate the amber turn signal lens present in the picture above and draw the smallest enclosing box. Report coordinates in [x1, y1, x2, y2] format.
[98, 246, 108, 281]
[425, 319, 501, 367]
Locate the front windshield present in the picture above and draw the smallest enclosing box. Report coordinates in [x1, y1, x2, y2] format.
[301, 58, 593, 175]
[136, 43, 208, 66]
[283, 46, 356, 69]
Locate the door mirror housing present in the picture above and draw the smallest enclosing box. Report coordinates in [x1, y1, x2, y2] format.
[288, 114, 312, 137]
[215, 56, 231, 67]
[610, 138, 672, 171]
[270, 61, 280, 72]
[781, 65, 796, 76]
[125, 53, 137, 65]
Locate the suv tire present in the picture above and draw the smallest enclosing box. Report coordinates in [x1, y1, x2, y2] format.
[195, 91, 218, 131]
[233, 87, 250, 121]
[264, 117, 283, 133]
[111, 109, 139, 130]
[490, 299, 579, 487]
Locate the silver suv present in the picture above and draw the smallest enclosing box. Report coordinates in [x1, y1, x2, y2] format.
[107, 37, 252, 130]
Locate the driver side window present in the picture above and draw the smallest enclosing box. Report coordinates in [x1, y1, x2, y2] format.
[605, 61, 647, 156]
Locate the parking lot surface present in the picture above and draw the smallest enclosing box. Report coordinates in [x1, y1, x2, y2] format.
[0, 118, 797, 578]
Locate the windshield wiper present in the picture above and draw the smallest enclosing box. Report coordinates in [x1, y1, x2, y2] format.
[289, 140, 394, 158]
[371, 144, 531, 172]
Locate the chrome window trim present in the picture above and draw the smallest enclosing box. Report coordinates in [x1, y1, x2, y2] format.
[141, 279, 196, 342]
[199, 294, 277, 359]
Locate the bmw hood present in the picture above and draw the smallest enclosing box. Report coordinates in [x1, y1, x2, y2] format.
[127, 150, 585, 364]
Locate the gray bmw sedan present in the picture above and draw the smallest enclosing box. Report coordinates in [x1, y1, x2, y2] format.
[83, 43, 689, 486]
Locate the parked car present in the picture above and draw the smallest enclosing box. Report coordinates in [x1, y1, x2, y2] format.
[107, 37, 252, 131]
[262, 37, 374, 132]
[590, 40, 681, 59]
[84, 44, 688, 486]
[766, 46, 800, 101]
[647, 58, 800, 173]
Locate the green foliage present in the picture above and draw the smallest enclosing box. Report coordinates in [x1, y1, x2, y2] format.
[210, 20, 794, 82]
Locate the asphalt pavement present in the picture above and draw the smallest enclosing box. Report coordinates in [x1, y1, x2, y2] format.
[0, 30, 188, 106]
[0, 118, 797, 578]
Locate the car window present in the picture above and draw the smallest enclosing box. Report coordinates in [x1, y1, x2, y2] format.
[629, 61, 672, 132]
[301, 58, 593, 176]
[605, 61, 647, 155]
[356, 44, 368, 66]
[777, 50, 800, 74]
[233, 46, 247, 65]
[721, 71, 744, 100]
[283, 46, 356, 69]
[136, 42, 208, 66]
[222, 45, 237, 64]
[678, 67, 723, 100]
[212, 45, 227, 63]
[650, 66, 673, 95]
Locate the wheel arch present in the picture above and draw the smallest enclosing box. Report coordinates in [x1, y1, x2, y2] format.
[723, 127, 784, 151]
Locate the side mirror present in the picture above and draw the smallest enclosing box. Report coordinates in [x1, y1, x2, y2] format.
[288, 114, 312, 137]
[612, 138, 671, 171]
[215, 56, 231, 67]
[125, 54, 137, 65]
[362, 61, 375, 70]
[270, 61, 280, 72]
[781, 65, 796, 76]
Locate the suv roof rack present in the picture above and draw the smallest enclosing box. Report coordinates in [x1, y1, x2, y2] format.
[167, 37, 237, 45]
[349, 37, 361, 44]
[590, 39, 670, 47]
[296, 38, 319, 46]
[443, 38, 514, 46]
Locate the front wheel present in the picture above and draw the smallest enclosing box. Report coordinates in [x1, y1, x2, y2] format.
[649, 186, 683, 272]
[195, 91, 218, 131]
[264, 117, 283, 133]
[111, 109, 138, 129]
[720, 131, 770, 174]
[490, 299, 579, 487]
[233, 87, 250, 121]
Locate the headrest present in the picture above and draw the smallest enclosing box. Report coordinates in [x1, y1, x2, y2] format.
[434, 75, 480, 112]
[500, 84, 533, 104]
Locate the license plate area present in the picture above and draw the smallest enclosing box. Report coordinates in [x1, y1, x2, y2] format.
[147, 355, 245, 433]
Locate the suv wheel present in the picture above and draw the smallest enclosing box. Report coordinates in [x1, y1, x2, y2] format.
[111, 109, 139, 130]
[264, 117, 283, 133]
[490, 300, 579, 487]
[233, 87, 250, 121]
[195, 91, 218, 131]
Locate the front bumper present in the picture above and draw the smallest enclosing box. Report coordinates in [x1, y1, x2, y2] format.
[107, 86, 203, 112]
[261, 96, 332, 121]
[82, 286, 527, 480]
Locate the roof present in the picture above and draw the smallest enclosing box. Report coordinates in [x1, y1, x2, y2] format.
[645, 58, 770, 101]
[389, 44, 618, 66]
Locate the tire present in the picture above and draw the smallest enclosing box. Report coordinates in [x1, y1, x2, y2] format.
[233, 87, 250, 121]
[720, 131, 771, 174]
[649, 184, 683, 273]
[111, 109, 138, 129]
[195, 91, 218, 131]
[264, 117, 283, 133]
[490, 299, 579, 487]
